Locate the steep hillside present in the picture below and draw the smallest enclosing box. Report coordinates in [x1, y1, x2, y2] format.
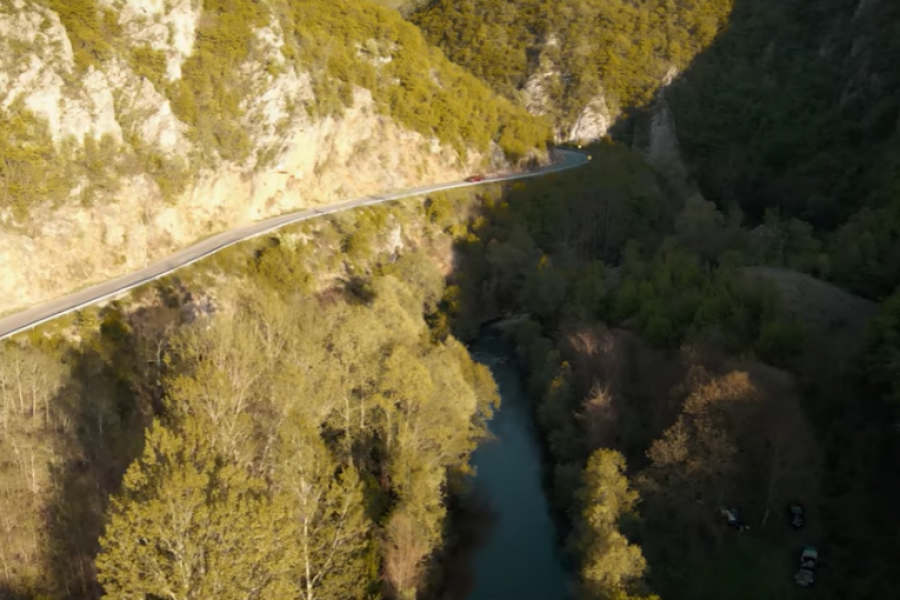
[666, 0, 900, 298]
[653, 0, 900, 444]
[412, 0, 734, 141]
[0, 0, 549, 315]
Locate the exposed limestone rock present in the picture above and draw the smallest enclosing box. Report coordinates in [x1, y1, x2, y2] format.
[0, 3, 129, 143]
[105, 58, 188, 152]
[522, 69, 557, 118]
[67, 68, 124, 142]
[240, 24, 314, 162]
[522, 33, 612, 143]
[99, 0, 201, 81]
[661, 64, 679, 87]
[384, 224, 404, 255]
[522, 36, 560, 120]
[645, 98, 682, 171]
[638, 65, 688, 186]
[568, 94, 611, 142]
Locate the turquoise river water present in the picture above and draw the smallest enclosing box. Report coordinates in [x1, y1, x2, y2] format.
[465, 335, 574, 600]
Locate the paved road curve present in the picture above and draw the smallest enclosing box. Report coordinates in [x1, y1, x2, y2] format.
[0, 149, 589, 341]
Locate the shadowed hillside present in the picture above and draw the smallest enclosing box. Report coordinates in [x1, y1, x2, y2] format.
[665, 0, 900, 299]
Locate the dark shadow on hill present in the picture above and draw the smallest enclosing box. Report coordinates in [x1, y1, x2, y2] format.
[42, 286, 184, 598]
[623, 0, 900, 300]
[607, 0, 900, 596]
[620, 0, 899, 223]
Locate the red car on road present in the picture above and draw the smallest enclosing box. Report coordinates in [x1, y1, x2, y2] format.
[465, 175, 486, 182]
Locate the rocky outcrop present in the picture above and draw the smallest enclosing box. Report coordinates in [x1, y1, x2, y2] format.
[631, 66, 688, 185]
[522, 35, 613, 143]
[98, 0, 201, 81]
[645, 98, 681, 171]
[522, 69, 557, 119]
[568, 94, 612, 142]
[0, 1, 122, 142]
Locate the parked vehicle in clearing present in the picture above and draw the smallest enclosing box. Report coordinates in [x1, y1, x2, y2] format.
[788, 503, 806, 529]
[465, 174, 486, 182]
[795, 546, 819, 587]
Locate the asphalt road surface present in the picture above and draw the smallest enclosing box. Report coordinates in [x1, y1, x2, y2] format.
[0, 149, 589, 341]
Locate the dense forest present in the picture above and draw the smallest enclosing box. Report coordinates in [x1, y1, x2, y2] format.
[442, 142, 810, 599]
[665, 0, 900, 296]
[0, 193, 507, 598]
[410, 0, 900, 302]
[653, 0, 900, 425]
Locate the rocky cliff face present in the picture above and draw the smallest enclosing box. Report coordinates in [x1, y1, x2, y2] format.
[0, 0, 495, 314]
[523, 70, 613, 143]
[638, 66, 688, 185]
[521, 34, 613, 143]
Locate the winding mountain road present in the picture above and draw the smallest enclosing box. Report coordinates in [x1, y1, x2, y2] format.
[0, 149, 589, 341]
